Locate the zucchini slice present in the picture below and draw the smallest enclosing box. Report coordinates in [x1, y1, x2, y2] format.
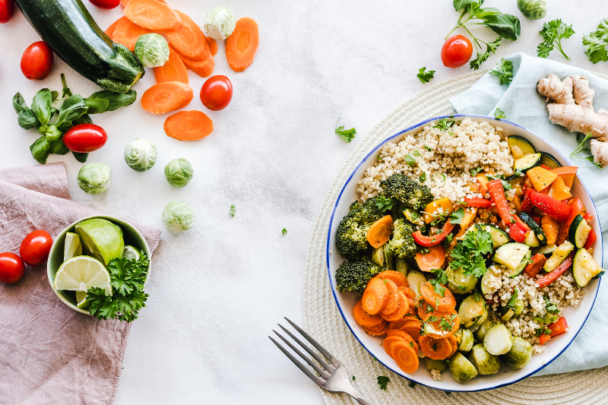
[514, 153, 542, 172]
[406, 270, 427, 298]
[519, 212, 547, 246]
[543, 241, 574, 272]
[573, 248, 602, 287]
[371, 247, 385, 267]
[508, 136, 536, 157]
[524, 232, 540, 248]
[466, 224, 509, 248]
[540, 152, 562, 169]
[535, 244, 557, 256]
[569, 214, 592, 249]
[395, 256, 407, 276]
[507, 250, 531, 277]
[493, 243, 530, 271]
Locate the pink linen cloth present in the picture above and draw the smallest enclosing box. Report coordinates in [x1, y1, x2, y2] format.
[0, 163, 161, 405]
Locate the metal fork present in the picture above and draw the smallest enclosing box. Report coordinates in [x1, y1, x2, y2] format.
[269, 318, 373, 405]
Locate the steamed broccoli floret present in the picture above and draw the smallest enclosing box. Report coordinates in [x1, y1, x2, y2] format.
[380, 173, 433, 211]
[386, 218, 418, 259]
[335, 259, 382, 293]
[336, 198, 385, 261]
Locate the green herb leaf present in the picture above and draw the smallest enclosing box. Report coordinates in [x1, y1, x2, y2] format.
[470, 37, 502, 70]
[424, 145, 433, 152]
[538, 19, 575, 60]
[18, 109, 41, 130]
[583, 19, 608, 64]
[45, 125, 63, 142]
[453, 0, 480, 12]
[13, 93, 29, 114]
[507, 287, 519, 310]
[72, 151, 89, 163]
[335, 118, 356, 143]
[450, 228, 493, 278]
[449, 207, 466, 224]
[86, 89, 137, 112]
[494, 108, 506, 120]
[544, 296, 560, 314]
[429, 269, 448, 297]
[483, 14, 521, 41]
[419, 172, 427, 183]
[49, 139, 70, 155]
[73, 114, 93, 126]
[230, 205, 236, 217]
[61, 73, 73, 98]
[408, 380, 417, 388]
[404, 153, 418, 167]
[470, 167, 483, 177]
[490, 58, 513, 85]
[30, 136, 51, 164]
[31, 89, 53, 126]
[377, 376, 390, 391]
[352, 376, 356, 381]
[375, 196, 397, 211]
[84, 98, 110, 115]
[57, 94, 88, 126]
[417, 67, 435, 84]
[433, 118, 455, 132]
[282, 228, 288, 235]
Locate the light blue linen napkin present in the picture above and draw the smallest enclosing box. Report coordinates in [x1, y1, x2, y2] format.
[451, 52, 608, 376]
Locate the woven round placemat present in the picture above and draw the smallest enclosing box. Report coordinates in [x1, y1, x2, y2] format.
[302, 69, 608, 405]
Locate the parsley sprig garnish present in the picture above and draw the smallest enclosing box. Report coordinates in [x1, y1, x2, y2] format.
[375, 196, 397, 211]
[490, 58, 513, 85]
[335, 118, 357, 143]
[506, 288, 519, 311]
[583, 19, 608, 64]
[544, 296, 560, 314]
[429, 268, 448, 297]
[377, 376, 390, 391]
[450, 227, 493, 278]
[433, 118, 455, 133]
[537, 19, 575, 60]
[494, 108, 506, 120]
[570, 133, 602, 169]
[417, 67, 435, 84]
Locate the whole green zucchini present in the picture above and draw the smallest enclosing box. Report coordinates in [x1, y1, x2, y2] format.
[15, 0, 144, 93]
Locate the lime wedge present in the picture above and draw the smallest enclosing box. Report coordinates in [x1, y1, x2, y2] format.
[75, 219, 124, 266]
[64, 232, 83, 262]
[76, 291, 90, 309]
[54, 256, 112, 295]
[123, 245, 140, 261]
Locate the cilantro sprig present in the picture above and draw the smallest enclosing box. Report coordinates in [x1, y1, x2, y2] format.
[494, 108, 506, 120]
[490, 58, 513, 85]
[583, 19, 608, 64]
[377, 376, 390, 391]
[417, 67, 435, 84]
[335, 118, 357, 143]
[570, 133, 602, 169]
[544, 296, 560, 314]
[537, 19, 575, 60]
[450, 227, 493, 278]
[433, 118, 455, 133]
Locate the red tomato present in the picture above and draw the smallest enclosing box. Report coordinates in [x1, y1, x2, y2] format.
[441, 35, 473, 68]
[200, 75, 233, 111]
[20, 230, 53, 267]
[63, 124, 108, 153]
[0, 253, 25, 283]
[0, 0, 15, 24]
[21, 41, 54, 80]
[88, 0, 120, 9]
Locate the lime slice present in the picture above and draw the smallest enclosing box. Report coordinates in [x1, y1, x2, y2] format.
[76, 291, 90, 309]
[54, 256, 112, 295]
[64, 232, 83, 262]
[123, 245, 140, 261]
[75, 219, 124, 266]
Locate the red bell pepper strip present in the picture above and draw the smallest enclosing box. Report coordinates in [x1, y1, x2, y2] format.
[530, 191, 571, 222]
[487, 180, 513, 225]
[412, 222, 455, 247]
[584, 228, 597, 250]
[512, 214, 531, 232]
[464, 197, 492, 208]
[524, 253, 547, 278]
[557, 198, 584, 245]
[583, 212, 594, 224]
[537, 252, 575, 289]
[539, 333, 551, 345]
[540, 164, 553, 170]
[520, 188, 535, 213]
[548, 316, 568, 337]
[507, 223, 527, 243]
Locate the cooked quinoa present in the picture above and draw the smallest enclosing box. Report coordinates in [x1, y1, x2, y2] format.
[357, 118, 513, 202]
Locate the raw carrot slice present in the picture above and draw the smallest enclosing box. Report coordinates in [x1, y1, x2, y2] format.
[353, 300, 384, 328]
[380, 292, 409, 322]
[121, 0, 164, 7]
[111, 17, 151, 51]
[421, 281, 456, 312]
[415, 244, 446, 271]
[362, 277, 389, 315]
[419, 336, 452, 360]
[375, 270, 408, 287]
[206, 36, 218, 56]
[367, 215, 393, 248]
[167, 10, 209, 60]
[164, 110, 213, 141]
[154, 48, 189, 84]
[104, 17, 125, 37]
[391, 341, 419, 373]
[180, 54, 215, 78]
[363, 321, 389, 336]
[141, 82, 193, 114]
[124, 0, 181, 31]
[226, 17, 259, 72]
[381, 280, 400, 315]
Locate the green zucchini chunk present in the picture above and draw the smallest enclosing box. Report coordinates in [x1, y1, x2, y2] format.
[508, 136, 536, 156]
[540, 152, 562, 169]
[569, 214, 592, 249]
[514, 153, 542, 172]
[573, 248, 602, 287]
[519, 212, 547, 246]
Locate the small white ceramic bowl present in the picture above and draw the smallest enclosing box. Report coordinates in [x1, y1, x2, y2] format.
[47, 215, 152, 315]
[326, 115, 603, 392]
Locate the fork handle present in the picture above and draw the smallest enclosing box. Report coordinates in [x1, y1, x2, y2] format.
[341, 385, 373, 405]
[351, 395, 372, 405]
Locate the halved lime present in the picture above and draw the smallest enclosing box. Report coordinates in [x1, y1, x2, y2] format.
[54, 256, 112, 295]
[64, 232, 83, 262]
[123, 245, 140, 261]
[76, 291, 90, 309]
[75, 218, 124, 266]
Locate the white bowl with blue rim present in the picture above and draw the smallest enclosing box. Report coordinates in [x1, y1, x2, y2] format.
[326, 114, 603, 392]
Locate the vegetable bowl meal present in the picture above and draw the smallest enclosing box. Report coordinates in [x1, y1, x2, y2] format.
[327, 116, 603, 391]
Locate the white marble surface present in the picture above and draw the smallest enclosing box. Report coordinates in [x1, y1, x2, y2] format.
[1, 1, 607, 404]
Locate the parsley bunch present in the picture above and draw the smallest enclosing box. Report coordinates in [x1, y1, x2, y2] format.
[450, 227, 493, 278]
[87, 252, 150, 322]
[537, 19, 575, 60]
[583, 19, 608, 64]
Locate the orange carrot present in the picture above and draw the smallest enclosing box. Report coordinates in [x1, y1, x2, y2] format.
[111, 17, 151, 51]
[406, 297, 417, 317]
[388, 315, 419, 330]
[124, 0, 181, 31]
[164, 110, 213, 141]
[383, 335, 405, 356]
[180, 54, 215, 78]
[421, 281, 456, 312]
[375, 270, 407, 287]
[167, 10, 209, 60]
[391, 341, 419, 373]
[154, 48, 189, 84]
[421, 311, 460, 339]
[419, 336, 452, 360]
[448, 335, 458, 358]
[417, 298, 434, 321]
[206, 36, 218, 56]
[400, 320, 422, 342]
[381, 280, 400, 315]
[363, 321, 389, 336]
[367, 215, 393, 248]
[541, 215, 559, 245]
[121, 0, 166, 7]
[362, 277, 389, 315]
[141, 82, 193, 114]
[398, 286, 416, 300]
[353, 300, 384, 329]
[387, 329, 413, 341]
[226, 17, 259, 72]
[104, 17, 125, 37]
[380, 292, 409, 322]
[415, 244, 446, 271]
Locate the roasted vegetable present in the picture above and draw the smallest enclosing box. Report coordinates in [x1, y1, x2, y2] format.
[380, 174, 434, 211]
[335, 259, 381, 294]
[336, 198, 385, 261]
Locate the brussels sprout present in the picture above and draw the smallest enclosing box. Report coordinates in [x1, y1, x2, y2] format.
[502, 337, 533, 369]
[394, 256, 407, 276]
[425, 358, 448, 373]
[484, 324, 513, 356]
[203, 6, 236, 41]
[446, 265, 478, 294]
[162, 201, 195, 233]
[455, 328, 475, 352]
[165, 158, 193, 187]
[78, 163, 111, 194]
[124, 138, 158, 172]
[449, 352, 479, 383]
[475, 320, 496, 342]
[517, 0, 547, 20]
[458, 294, 486, 328]
[468, 305, 488, 333]
[135, 33, 170, 68]
[407, 270, 426, 298]
[470, 343, 501, 375]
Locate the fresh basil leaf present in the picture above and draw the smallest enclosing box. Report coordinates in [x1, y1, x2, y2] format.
[57, 94, 88, 125]
[72, 151, 88, 163]
[31, 89, 53, 126]
[51, 91, 59, 102]
[483, 14, 521, 41]
[30, 136, 51, 164]
[86, 90, 137, 112]
[45, 125, 63, 142]
[475, 7, 500, 18]
[18, 109, 40, 129]
[13, 93, 29, 114]
[73, 114, 93, 126]
[84, 98, 110, 114]
[49, 139, 70, 155]
[56, 121, 74, 131]
[453, 0, 479, 12]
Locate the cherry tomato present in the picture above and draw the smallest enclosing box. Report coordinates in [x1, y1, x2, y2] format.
[441, 35, 473, 68]
[21, 41, 54, 80]
[88, 0, 120, 9]
[20, 230, 53, 267]
[63, 124, 108, 153]
[0, 0, 15, 24]
[0, 253, 25, 284]
[200, 75, 233, 111]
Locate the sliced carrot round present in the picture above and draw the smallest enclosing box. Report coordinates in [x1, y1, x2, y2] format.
[141, 81, 193, 114]
[226, 17, 259, 72]
[399, 286, 416, 300]
[448, 335, 458, 358]
[111, 16, 151, 51]
[206, 36, 218, 56]
[353, 300, 383, 328]
[419, 336, 452, 360]
[154, 48, 189, 84]
[391, 341, 420, 373]
[375, 270, 408, 287]
[362, 277, 389, 315]
[164, 110, 213, 141]
[387, 330, 419, 352]
[167, 11, 209, 60]
[422, 311, 460, 339]
[104, 17, 125, 37]
[421, 281, 456, 312]
[367, 215, 393, 248]
[417, 298, 434, 320]
[400, 320, 422, 342]
[124, 0, 181, 31]
[380, 292, 409, 322]
[180, 53, 215, 78]
[383, 335, 405, 357]
[415, 244, 446, 271]
[381, 280, 400, 315]
[363, 321, 389, 336]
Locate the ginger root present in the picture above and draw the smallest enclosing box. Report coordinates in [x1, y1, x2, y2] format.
[537, 74, 608, 167]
